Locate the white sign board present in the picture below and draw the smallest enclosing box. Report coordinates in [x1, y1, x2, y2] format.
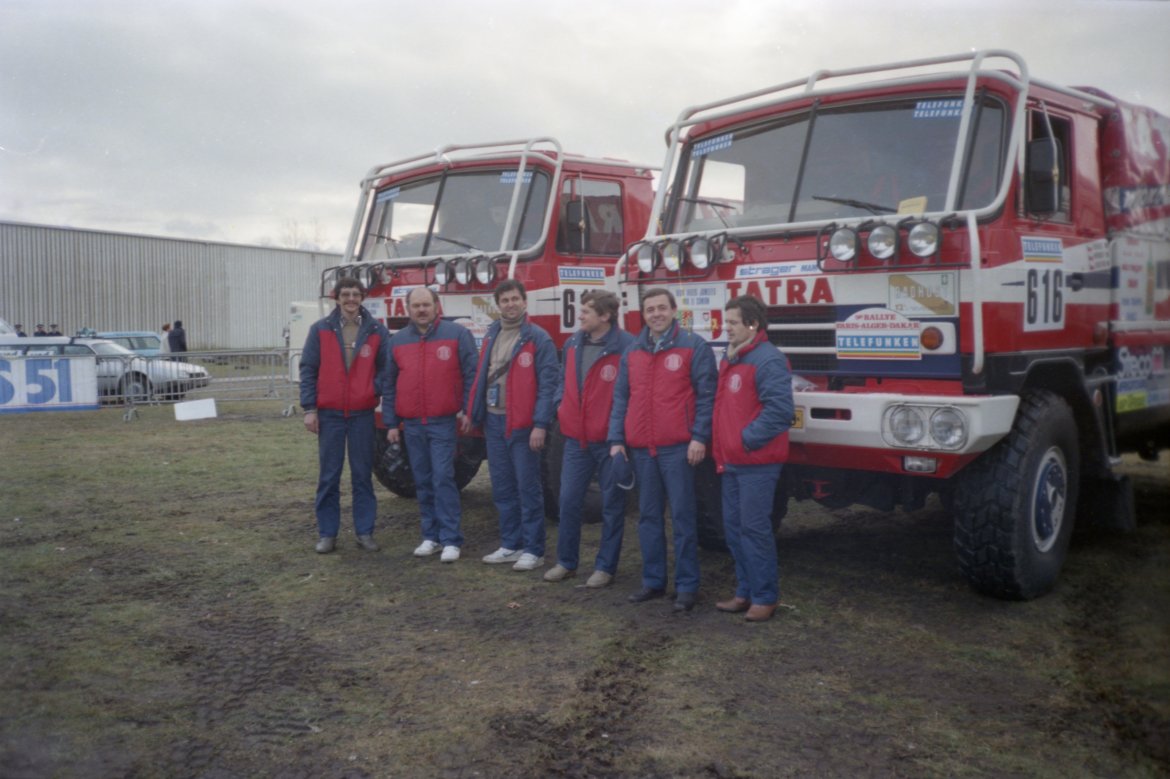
[0, 354, 100, 413]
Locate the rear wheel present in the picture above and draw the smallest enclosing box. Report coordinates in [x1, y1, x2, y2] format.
[953, 391, 1079, 600]
[541, 422, 607, 523]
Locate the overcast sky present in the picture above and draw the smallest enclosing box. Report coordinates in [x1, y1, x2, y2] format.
[2, 0, 1168, 252]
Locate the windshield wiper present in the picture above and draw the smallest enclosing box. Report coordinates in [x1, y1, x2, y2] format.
[429, 234, 480, 251]
[678, 195, 736, 228]
[811, 195, 896, 215]
[367, 231, 400, 258]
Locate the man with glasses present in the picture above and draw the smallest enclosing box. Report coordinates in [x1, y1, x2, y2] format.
[300, 277, 391, 554]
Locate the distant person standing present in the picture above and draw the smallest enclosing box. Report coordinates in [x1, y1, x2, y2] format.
[47, 324, 63, 336]
[168, 320, 188, 353]
[712, 295, 794, 623]
[384, 287, 478, 563]
[34, 324, 47, 337]
[465, 279, 558, 572]
[300, 278, 390, 554]
[159, 323, 172, 354]
[14, 324, 27, 337]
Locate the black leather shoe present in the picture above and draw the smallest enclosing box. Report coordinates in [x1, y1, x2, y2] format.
[627, 587, 665, 603]
[673, 592, 697, 612]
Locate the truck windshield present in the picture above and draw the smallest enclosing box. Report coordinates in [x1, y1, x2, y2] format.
[360, 168, 551, 261]
[670, 95, 1006, 233]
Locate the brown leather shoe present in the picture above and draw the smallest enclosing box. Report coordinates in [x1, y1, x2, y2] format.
[715, 596, 750, 613]
[745, 603, 778, 622]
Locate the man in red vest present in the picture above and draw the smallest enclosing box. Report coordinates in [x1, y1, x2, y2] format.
[609, 288, 717, 611]
[712, 295, 794, 622]
[384, 287, 478, 563]
[300, 277, 391, 554]
[466, 280, 559, 572]
[544, 290, 635, 587]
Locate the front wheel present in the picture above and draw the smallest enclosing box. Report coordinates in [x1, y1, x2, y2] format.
[118, 373, 153, 403]
[373, 431, 485, 499]
[694, 457, 788, 552]
[953, 391, 1079, 600]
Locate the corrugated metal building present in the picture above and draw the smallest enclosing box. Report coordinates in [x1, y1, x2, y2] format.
[0, 221, 339, 349]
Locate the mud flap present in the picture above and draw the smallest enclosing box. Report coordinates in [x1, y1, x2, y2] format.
[1078, 473, 1136, 533]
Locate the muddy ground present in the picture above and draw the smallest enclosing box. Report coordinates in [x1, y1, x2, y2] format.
[1, 409, 1167, 778]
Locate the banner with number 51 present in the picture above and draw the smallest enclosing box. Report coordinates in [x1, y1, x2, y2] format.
[0, 355, 100, 413]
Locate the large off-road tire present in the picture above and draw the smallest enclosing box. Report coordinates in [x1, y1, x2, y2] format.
[373, 432, 485, 499]
[542, 421, 607, 523]
[953, 390, 1080, 600]
[694, 458, 789, 553]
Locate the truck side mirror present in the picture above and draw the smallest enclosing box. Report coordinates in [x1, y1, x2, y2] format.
[1025, 138, 1061, 215]
[564, 199, 590, 254]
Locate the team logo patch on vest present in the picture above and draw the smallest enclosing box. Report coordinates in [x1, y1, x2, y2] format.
[360, 344, 372, 358]
[518, 352, 533, 368]
[729, 374, 743, 393]
[665, 354, 683, 372]
[436, 345, 452, 361]
[601, 364, 618, 382]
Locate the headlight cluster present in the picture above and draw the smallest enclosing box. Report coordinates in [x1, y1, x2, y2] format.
[882, 404, 968, 450]
[320, 264, 386, 295]
[820, 220, 941, 268]
[431, 256, 500, 287]
[631, 234, 735, 275]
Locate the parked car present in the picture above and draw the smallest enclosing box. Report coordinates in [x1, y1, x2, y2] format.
[97, 330, 164, 357]
[0, 336, 210, 401]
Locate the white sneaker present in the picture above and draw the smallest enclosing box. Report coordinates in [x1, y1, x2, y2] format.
[512, 553, 545, 571]
[482, 547, 523, 564]
[440, 545, 460, 563]
[413, 540, 441, 557]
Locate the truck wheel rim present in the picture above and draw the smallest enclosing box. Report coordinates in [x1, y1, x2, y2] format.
[1030, 447, 1067, 553]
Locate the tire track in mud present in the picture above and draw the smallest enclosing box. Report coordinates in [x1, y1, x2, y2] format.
[488, 630, 673, 778]
[155, 608, 364, 779]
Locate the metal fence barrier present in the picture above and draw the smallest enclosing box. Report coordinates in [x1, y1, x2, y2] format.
[106, 349, 302, 420]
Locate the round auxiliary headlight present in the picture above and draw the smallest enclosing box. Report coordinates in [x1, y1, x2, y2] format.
[474, 256, 496, 285]
[930, 408, 967, 449]
[908, 222, 940, 258]
[432, 259, 451, 285]
[360, 264, 382, 290]
[889, 405, 926, 445]
[636, 243, 658, 274]
[829, 228, 858, 262]
[452, 258, 472, 285]
[867, 225, 898, 261]
[689, 237, 713, 270]
[661, 241, 683, 272]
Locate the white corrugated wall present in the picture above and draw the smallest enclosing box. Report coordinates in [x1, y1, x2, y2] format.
[0, 221, 339, 349]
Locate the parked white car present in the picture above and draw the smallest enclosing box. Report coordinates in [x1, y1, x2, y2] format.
[0, 336, 210, 401]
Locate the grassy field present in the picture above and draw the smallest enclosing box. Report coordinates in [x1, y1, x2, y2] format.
[1, 403, 1167, 778]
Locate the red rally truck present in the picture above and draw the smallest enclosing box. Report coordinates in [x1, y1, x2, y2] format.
[319, 138, 657, 505]
[620, 50, 1169, 599]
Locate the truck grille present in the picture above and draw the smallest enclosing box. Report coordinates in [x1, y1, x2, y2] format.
[766, 305, 838, 373]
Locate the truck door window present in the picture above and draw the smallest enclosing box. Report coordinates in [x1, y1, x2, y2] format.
[1026, 112, 1072, 220]
[556, 178, 624, 255]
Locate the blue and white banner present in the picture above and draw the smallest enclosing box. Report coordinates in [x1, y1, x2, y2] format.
[0, 355, 100, 413]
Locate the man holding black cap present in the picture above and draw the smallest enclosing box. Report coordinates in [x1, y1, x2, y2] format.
[608, 287, 716, 612]
[545, 290, 634, 589]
